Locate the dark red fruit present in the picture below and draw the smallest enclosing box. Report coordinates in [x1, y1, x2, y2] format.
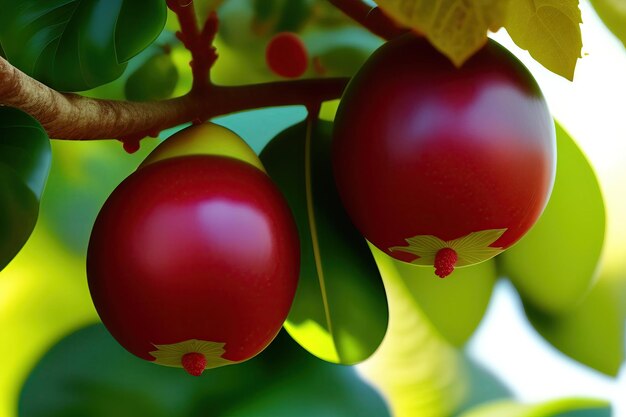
[87, 156, 300, 374]
[265, 32, 308, 78]
[332, 35, 556, 277]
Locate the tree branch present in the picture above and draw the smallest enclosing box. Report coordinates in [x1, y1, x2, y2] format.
[167, 0, 218, 92]
[0, 55, 347, 141]
[327, 0, 406, 40]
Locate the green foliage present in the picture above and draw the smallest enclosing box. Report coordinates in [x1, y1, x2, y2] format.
[505, 0, 582, 80]
[41, 140, 159, 254]
[19, 324, 390, 417]
[0, 0, 166, 91]
[373, 0, 507, 66]
[457, 398, 611, 417]
[316, 45, 371, 77]
[125, 53, 179, 101]
[389, 259, 496, 346]
[373, 0, 582, 79]
[252, 0, 314, 34]
[362, 245, 495, 417]
[260, 120, 388, 364]
[0, 108, 51, 271]
[525, 270, 626, 376]
[499, 123, 605, 315]
[590, 0, 626, 48]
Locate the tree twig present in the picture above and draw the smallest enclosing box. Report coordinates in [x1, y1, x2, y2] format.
[167, 0, 218, 92]
[327, 0, 406, 40]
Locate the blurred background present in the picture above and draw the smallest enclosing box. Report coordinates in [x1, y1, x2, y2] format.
[1, 1, 624, 416]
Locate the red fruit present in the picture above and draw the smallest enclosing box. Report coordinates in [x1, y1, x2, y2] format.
[265, 32, 308, 78]
[332, 35, 556, 277]
[87, 156, 299, 375]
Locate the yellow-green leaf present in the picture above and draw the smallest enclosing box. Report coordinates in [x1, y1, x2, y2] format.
[498, 123, 605, 315]
[590, 0, 626, 48]
[359, 244, 468, 417]
[389, 258, 497, 346]
[457, 397, 611, 417]
[373, 0, 508, 66]
[504, 0, 582, 80]
[525, 267, 626, 377]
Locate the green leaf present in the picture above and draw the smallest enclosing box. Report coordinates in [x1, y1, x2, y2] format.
[317, 45, 372, 77]
[457, 398, 611, 417]
[388, 259, 497, 346]
[456, 359, 512, 415]
[19, 324, 390, 417]
[41, 138, 159, 255]
[115, 1, 168, 63]
[252, 0, 313, 34]
[504, 0, 582, 80]
[0, 107, 51, 271]
[590, 0, 626, 48]
[0, 0, 167, 91]
[260, 120, 388, 365]
[125, 53, 179, 101]
[499, 123, 605, 315]
[359, 244, 470, 417]
[373, 0, 508, 66]
[525, 268, 626, 376]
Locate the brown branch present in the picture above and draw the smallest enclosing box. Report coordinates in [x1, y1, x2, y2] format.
[327, 0, 406, 40]
[167, 0, 218, 92]
[0, 1, 350, 147]
[0, 55, 347, 141]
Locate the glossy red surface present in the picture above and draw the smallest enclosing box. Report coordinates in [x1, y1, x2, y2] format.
[265, 32, 309, 78]
[333, 35, 556, 263]
[87, 156, 300, 362]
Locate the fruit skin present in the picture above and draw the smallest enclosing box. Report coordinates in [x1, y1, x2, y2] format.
[140, 122, 265, 173]
[265, 32, 308, 78]
[87, 155, 300, 368]
[332, 35, 556, 270]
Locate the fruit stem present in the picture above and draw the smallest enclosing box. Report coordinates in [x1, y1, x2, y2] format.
[434, 248, 457, 278]
[181, 352, 207, 376]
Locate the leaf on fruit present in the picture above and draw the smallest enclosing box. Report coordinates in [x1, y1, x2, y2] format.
[125, 53, 179, 101]
[0, 0, 167, 91]
[260, 121, 388, 365]
[590, 0, 626, 48]
[456, 397, 611, 417]
[504, 0, 582, 80]
[19, 324, 390, 417]
[373, 0, 508, 66]
[0, 107, 51, 271]
[499, 123, 605, 315]
[390, 229, 506, 267]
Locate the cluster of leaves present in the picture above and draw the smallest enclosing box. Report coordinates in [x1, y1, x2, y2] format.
[1, 0, 626, 417]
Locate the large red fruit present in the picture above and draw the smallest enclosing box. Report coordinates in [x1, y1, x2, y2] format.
[87, 155, 299, 375]
[333, 35, 556, 278]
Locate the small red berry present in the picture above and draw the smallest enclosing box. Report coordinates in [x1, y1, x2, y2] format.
[181, 352, 208, 377]
[434, 248, 458, 278]
[265, 32, 308, 78]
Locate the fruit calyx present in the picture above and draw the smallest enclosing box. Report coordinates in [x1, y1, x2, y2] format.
[181, 352, 207, 376]
[434, 248, 458, 278]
